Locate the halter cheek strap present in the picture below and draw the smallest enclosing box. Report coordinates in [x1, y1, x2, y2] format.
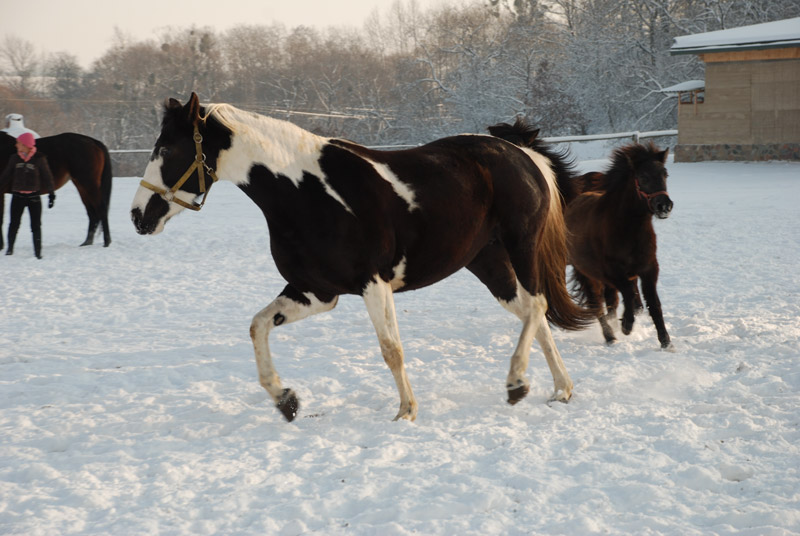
[634, 177, 668, 213]
[139, 123, 220, 211]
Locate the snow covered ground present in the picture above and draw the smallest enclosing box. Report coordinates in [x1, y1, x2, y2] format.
[1, 157, 799, 535]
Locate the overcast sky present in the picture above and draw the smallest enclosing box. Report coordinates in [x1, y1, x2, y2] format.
[0, 0, 416, 68]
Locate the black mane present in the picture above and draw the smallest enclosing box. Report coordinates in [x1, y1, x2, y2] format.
[487, 118, 581, 204]
[597, 142, 664, 193]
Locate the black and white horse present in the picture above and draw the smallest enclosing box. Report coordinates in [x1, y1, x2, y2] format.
[130, 93, 591, 422]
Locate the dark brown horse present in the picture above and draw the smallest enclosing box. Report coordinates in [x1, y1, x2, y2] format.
[566, 142, 673, 349]
[0, 132, 113, 248]
[130, 93, 593, 422]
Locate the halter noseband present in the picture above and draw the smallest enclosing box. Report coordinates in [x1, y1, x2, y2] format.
[634, 177, 668, 213]
[139, 122, 219, 211]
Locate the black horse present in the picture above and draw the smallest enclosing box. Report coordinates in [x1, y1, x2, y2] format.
[566, 142, 674, 349]
[0, 132, 113, 248]
[130, 93, 592, 422]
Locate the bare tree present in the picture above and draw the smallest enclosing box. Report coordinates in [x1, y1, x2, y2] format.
[0, 36, 40, 94]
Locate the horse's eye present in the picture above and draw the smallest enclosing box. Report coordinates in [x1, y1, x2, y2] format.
[159, 147, 170, 158]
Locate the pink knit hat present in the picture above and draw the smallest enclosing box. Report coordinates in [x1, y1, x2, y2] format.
[17, 132, 35, 148]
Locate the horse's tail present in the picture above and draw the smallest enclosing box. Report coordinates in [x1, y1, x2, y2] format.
[536, 170, 596, 331]
[567, 267, 595, 310]
[93, 139, 113, 214]
[488, 118, 594, 329]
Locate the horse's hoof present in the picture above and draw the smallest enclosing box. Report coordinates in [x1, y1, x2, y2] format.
[621, 322, 633, 335]
[548, 386, 572, 404]
[507, 384, 530, 405]
[276, 388, 299, 422]
[604, 338, 616, 346]
[392, 405, 417, 422]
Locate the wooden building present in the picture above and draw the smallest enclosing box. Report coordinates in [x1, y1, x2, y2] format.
[670, 17, 800, 162]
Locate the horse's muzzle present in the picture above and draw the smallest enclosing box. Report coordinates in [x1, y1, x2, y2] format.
[131, 207, 154, 234]
[652, 194, 673, 219]
[131, 193, 170, 235]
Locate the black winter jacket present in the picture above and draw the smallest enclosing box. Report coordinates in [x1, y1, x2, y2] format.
[0, 152, 55, 195]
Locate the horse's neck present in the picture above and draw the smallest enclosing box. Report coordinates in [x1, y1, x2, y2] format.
[603, 183, 651, 221]
[214, 110, 328, 186]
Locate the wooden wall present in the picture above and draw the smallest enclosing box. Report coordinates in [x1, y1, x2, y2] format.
[677, 50, 800, 146]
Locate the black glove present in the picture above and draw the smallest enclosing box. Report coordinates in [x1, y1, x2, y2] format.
[48, 193, 55, 209]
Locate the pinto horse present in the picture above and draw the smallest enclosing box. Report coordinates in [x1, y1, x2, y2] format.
[0, 132, 113, 248]
[566, 142, 674, 349]
[130, 93, 592, 422]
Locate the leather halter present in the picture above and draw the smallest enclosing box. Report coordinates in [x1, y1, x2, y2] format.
[139, 122, 219, 211]
[634, 177, 668, 213]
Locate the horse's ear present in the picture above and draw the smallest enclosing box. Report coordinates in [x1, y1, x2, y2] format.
[659, 148, 669, 163]
[165, 97, 182, 111]
[524, 129, 540, 146]
[186, 92, 201, 124]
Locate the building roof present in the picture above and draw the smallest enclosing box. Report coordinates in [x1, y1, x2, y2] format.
[661, 80, 705, 95]
[671, 17, 800, 55]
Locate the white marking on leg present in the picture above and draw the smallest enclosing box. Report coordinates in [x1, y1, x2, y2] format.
[535, 321, 573, 402]
[499, 281, 549, 397]
[362, 278, 417, 421]
[250, 293, 337, 405]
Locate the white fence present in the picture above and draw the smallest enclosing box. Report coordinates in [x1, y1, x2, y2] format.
[108, 129, 678, 156]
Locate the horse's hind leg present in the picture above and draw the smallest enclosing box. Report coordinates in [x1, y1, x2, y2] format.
[362, 278, 417, 421]
[502, 287, 559, 403]
[467, 242, 572, 404]
[250, 284, 338, 422]
[81, 215, 99, 246]
[603, 285, 618, 318]
[0, 194, 4, 250]
[101, 213, 111, 247]
[574, 269, 615, 344]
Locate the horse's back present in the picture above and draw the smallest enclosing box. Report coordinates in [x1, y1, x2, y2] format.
[311, 134, 551, 293]
[35, 133, 110, 189]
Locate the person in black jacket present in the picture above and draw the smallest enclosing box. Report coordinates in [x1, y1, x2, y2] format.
[0, 132, 55, 258]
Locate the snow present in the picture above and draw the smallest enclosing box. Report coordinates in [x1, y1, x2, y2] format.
[672, 17, 800, 53]
[2, 158, 800, 535]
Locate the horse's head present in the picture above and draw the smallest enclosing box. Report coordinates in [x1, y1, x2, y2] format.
[131, 93, 230, 235]
[617, 142, 673, 219]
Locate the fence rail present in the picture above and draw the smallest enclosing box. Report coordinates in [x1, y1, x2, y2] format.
[108, 129, 678, 155]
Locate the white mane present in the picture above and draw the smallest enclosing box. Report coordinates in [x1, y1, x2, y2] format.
[204, 103, 329, 188]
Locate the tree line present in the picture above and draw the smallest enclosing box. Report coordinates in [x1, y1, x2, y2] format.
[1, 0, 797, 174]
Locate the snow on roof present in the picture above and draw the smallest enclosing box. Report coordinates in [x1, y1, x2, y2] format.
[661, 80, 705, 94]
[671, 17, 800, 55]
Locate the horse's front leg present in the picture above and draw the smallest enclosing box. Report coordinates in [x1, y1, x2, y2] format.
[613, 277, 639, 336]
[639, 267, 672, 349]
[362, 278, 417, 421]
[250, 285, 338, 422]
